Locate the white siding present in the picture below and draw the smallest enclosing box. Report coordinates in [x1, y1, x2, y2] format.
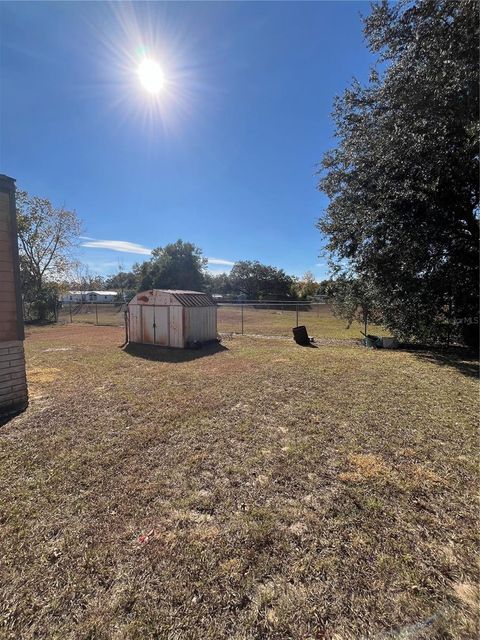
[153, 307, 169, 346]
[184, 307, 217, 343]
[152, 291, 175, 306]
[141, 306, 155, 344]
[128, 305, 141, 343]
[169, 306, 184, 348]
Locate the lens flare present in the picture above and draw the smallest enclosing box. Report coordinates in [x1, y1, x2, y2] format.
[83, 2, 200, 138]
[138, 58, 165, 94]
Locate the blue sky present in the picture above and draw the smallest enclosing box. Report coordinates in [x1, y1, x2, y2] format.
[1, 1, 373, 279]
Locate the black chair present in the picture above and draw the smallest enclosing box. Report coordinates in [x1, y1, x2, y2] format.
[292, 325, 311, 346]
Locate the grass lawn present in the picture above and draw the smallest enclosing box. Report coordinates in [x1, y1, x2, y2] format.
[0, 325, 478, 639]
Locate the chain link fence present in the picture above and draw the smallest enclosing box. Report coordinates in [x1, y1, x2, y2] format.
[217, 302, 377, 340]
[51, 300, 380, 340]
[56, 302, 127, 327]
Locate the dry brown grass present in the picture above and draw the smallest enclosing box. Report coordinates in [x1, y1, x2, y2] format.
[0, 324, 478, 639]
[217, 303, 385, 339]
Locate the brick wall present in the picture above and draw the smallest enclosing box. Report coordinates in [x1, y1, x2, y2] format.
[0, 175, 28, 417]
[0, 340, 27, 414]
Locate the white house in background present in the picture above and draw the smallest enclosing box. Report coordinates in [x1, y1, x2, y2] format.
[60, 291, 118, 304]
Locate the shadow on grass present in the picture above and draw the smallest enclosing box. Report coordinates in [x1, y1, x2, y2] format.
[122, 341, 228, 363]
[294, 341, 318, 348]
[0, 405, 27, 429]
[407, 347, 479, 379]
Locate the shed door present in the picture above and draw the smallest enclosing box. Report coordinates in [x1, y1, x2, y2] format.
[154, 307, 169, 346]
[141, 306, 169, 346]
[141, 306, 154, 344]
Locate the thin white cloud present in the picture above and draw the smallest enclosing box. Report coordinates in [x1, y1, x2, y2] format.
[81, 239, 152, 255]
[82, 242, 234, 266]
[207, 257, 235, 266]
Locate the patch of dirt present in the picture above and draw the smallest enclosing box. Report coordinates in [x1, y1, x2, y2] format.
[27, 367, 60, 383]
[339, 453, 391, 482]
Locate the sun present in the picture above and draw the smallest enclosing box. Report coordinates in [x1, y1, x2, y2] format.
[137, 58, 165, 94]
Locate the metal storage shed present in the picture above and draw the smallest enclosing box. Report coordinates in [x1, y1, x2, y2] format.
[127, 289, 217, 349]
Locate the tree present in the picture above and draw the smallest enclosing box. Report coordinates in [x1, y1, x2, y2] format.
[317, 0, 479, 346]
[317, 279, 335, 297]
[67, 265, 106, 300]
[136, 240, 207, 291]
[204, 272, 232, 295]
[229, 261, 295, 299]
[104, 268, 138, 302]
[295, 271, 319, 299]
[16, 190, 82, 320]
[105, 270, 138, 292]
[327, 276, 381, 334]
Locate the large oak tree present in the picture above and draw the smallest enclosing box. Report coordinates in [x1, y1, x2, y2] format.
[318, 0, 479, 345]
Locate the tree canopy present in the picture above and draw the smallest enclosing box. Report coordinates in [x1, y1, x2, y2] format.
[229, 261, 295, 300]
[135, 239, 207, 292]
[318, 0, 479, 346]
[105, 271, 138, 292]
[295, 271, 319, 300]
[204, 272, 232, 296]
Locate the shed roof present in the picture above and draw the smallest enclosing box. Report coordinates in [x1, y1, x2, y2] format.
[171, 291, 216, 307]
[137, 289, 217, 307]
[66, 290, 118, 296]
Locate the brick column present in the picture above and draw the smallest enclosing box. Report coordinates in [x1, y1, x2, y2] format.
[0, 174, 28, 418]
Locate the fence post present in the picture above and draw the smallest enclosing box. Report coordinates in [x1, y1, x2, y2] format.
[95, 303, 99, 325]
[296, 303, 299, 327]
[241, 304, 244, 335]
[69, 302, 73, 323]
